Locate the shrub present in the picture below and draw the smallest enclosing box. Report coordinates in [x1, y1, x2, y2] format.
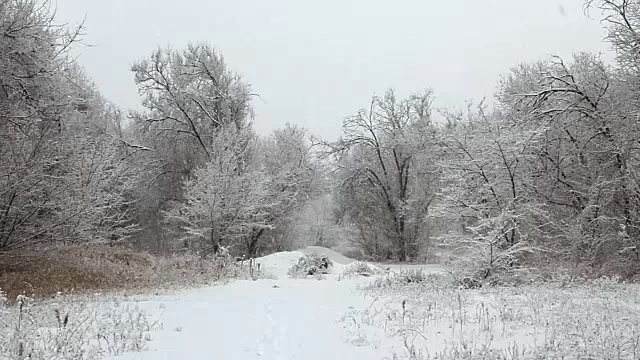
[368, 269, 449, 291]
[341, 262, 380, 278]
[287, 254, 332, 278]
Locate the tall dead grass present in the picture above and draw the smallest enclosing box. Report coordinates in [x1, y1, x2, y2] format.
[0, 245, 242, 302]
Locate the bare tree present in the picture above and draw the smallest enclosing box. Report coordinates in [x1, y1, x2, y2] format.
[131, 43, 253, 159]
[498, 51, 640, 265]
[435, 102, 547, 278]
[128, 44, 256, 250]
[164, 123, 319, 258]
[250, 124, 320, 256]
[164, 126, 271, 256]
[329, 89, 435, 261]
[586, 0, 640, 75]
[0, 0, 138, 251]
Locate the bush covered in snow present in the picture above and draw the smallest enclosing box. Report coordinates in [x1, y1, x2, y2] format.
[340, 262, 381, 278]
[287, 254, 332, 278]
[369, 269, 449, 290]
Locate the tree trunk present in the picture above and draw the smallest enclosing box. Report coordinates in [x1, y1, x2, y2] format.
[247, 228, 266, 258]
[397, 238, 407, 261]
[210, 227, 220, 256]
[397, 217, 407, 262]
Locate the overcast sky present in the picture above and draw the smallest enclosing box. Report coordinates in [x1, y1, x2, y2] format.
[55, 0, 613, 140]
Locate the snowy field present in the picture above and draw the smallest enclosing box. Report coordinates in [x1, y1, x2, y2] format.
[3, 248, 640, 359]
[106, 248, 390, 360]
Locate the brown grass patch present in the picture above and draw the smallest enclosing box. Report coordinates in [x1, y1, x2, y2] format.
[0, 245, 242, 303]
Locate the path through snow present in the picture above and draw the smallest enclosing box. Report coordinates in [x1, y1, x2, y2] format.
[111, 248, 437, 360]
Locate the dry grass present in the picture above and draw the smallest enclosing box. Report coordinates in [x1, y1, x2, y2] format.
[0, 245, 242, 303]
[0, 292, 161, 359]
[344, 269, 640, 359]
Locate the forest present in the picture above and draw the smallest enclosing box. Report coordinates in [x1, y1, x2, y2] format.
[2, 0, 640, 291]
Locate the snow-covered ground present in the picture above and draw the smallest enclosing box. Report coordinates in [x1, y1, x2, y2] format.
[5, 248, 640, 359]
[109, 248, 398, 360]
[111, 279, 380, 360]
[104, 248, 640, 360]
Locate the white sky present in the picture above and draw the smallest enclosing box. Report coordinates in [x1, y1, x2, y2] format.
[54, 0, 613, 140]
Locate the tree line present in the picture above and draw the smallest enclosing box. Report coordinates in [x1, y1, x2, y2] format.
[2, 0, 640, 280]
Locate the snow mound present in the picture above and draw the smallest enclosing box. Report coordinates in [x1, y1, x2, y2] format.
[300, 246, 356, 265]
[255, 250, 305, 279]
[298, 247, 385, 278]
[255, 247, 385, 280]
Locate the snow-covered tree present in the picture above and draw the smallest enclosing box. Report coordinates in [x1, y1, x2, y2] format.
[435, 102, 548, 278]
[330, 89, 436, 261]
[131, 43, 253, 159]
[128, 44, 255, 250]
[164, 126, 269, 255]
[287, 194, 346, 249]
[0, 0, 139, 251]
[497, 50, 640, 266]
[164, 123, 319, 257]
[439, 45, 640, 275]
[255, 124, 320, 255]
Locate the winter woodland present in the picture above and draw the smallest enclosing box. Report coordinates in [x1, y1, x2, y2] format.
[4, 0, 640, 359]
[3, 0, 640, 281]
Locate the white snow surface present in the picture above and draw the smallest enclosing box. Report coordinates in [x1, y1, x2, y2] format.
[109, 248, 394, 360]
[254, 250, 306, 279]
[86, 247, 640, 359]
